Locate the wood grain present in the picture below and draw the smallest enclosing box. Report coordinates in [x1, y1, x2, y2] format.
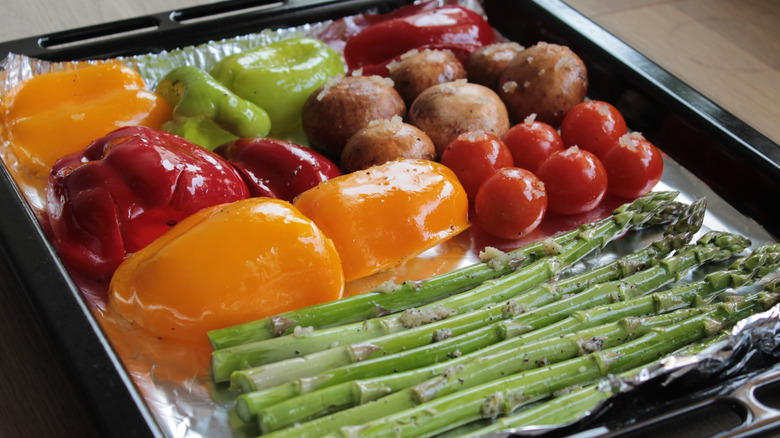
[565, 0, 780, 145]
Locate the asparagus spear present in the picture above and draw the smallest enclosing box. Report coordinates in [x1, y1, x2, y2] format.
[257, 307, 704, 433]
[211, 193, 690, 383]
[208, 191, 680, 350]
[324, 290, 779, 438]
[235, 242, 779, 425]
[460, 330, 735, 438]
[225, 226, 741, 391]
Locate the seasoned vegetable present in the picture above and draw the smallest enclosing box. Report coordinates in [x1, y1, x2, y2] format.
[499, 42, 588, 126]
[210, 37, 344, 137]
[408, 80, 510, 156]
[602, 132, 665, 199]
[301, 75, 406, 157]
[154, 66, 271, 150]
[215, 137, 341, 202]
[560, 99, 628, 158]
[293, 159, 469, 282]
[387, 49, 467, 105]
[465, 42, 525, 91]
[537, 146, 608, 215]
[501, 115, 564, 174]
[439, 130, 514, 201]
[46, 126, 249, 284]
[108, 197, 344, 343]
[475, 167, 547, 239]
[3, 61, 172, 177]
[339, 116, 436, 173]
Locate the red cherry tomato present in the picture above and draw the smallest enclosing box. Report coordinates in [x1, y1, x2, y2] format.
[537, 146, 608, 215]
[560, 100, 627, 158]
[502, 116, 564, 174]
[602, 132, 664, 199]
[440, 131, 514, 201]
[475, 167, 547, 240]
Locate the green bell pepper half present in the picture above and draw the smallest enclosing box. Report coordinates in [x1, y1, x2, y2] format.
[155, 66, 272, 151]
[210, 37, 345, 137]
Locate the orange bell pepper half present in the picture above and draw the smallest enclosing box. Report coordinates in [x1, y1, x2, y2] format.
[109, 197, 344, 343]
[294, 158, 470, 282]
[3, 61, 172, 178]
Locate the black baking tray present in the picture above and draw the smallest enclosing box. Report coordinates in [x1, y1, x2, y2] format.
[1, 1, 778, 437]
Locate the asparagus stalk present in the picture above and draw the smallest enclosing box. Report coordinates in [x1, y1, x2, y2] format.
[460, 330, 735, 438]
[227, 227, 742, 392]
[257, 307, 703, 433]
[235, 242, 779, 425]
[207, 191, 680, 350]
[211, 194, 693, 383]
[325, 290, 779, 438]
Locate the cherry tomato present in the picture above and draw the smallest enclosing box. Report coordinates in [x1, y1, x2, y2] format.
[502, 116, 564, 173]
[475, 167, 547, 240]
[537, 146, 608, 215]
[602, 132, 664, 199]
[560, 100, 627, 158]
[439, 131, 514, 201]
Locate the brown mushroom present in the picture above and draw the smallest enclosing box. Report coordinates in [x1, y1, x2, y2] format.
[498, 42, 588, 126]
[301, 75, 406, 157]
[408, 80, 510, 157]
[340, 116, 436, 173]
[388, 49, 467, 106]
[464, 42, 525, 91]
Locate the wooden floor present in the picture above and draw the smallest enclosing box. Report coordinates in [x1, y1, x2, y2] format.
[565, 0, 780, 146]
[0, 1, 778, 437]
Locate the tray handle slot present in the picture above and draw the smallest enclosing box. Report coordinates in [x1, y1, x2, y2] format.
[171, 0, 286, 24]
[38, 17, 162, 50]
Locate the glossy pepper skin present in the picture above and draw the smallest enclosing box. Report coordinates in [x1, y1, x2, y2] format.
[3, 61, 172, 178]
[46, 126, 250, 284]
[154, 66, 272, 151]
[210, 37, 345, 138]
[109, 197, 344, 343]
[294, 158, 470, 282]
[342, 5, 494, 76]
[215, 138, 341, 202]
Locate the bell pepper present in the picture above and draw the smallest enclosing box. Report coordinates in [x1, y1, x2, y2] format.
[154, 66, 272, 151]
[294, 158, 470, 282]
[210, 37, 345, 137]
[342, 5, 494, 76]
[2, 61, 172, 178]
[109, 197, 344, 343]
[46, 126, 250, 284]
[215, 138, 341, 202]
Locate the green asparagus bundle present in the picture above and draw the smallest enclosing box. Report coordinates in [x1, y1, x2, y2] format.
[321, 289, 779, 438]
[208, 191, 681, 350]
[211, 193, 692, 382]
[235, 242, 780, 428]
[250, 243, 776, 436]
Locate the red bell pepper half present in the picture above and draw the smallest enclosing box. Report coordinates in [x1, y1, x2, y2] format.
[215, 138, 342, 203]
[342, 3, 494, 76]
[46, 126, 250, 283]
